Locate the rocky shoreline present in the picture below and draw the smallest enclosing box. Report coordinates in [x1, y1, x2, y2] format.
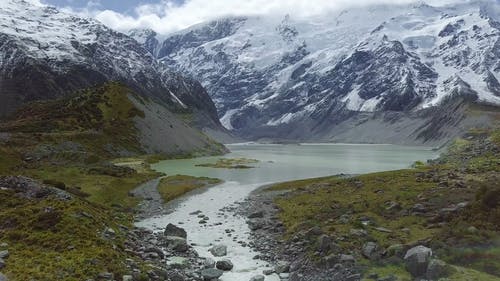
[237, 187, 362, 281]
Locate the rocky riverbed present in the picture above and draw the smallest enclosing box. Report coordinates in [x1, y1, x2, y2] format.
[237, 188, 363, 281]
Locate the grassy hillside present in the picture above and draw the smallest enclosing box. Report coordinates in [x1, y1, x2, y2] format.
[267, 128, 500, 280]
[0, 82, 226, 280]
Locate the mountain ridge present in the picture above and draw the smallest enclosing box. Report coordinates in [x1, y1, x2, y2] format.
[136, 0, 500, 145]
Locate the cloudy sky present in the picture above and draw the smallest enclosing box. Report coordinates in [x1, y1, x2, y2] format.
[40, 0, 488, 35]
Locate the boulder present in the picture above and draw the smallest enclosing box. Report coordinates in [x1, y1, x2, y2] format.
[164, 236, 188, 252]
[216, 259, 234, 271]
[404, 245, 432, 277]
[164, 224, 187, 238]
[209, 245, 227, 257]
[167, 257, 190, 269]
[263, 269, 274, 275]
[275, 261, 290, 274]
[122, 275, 133, 281]
[317, 235, 332, 253]
[247, 220, 264, 231]
[340, 254, 356, 265]
[426, 259, 454, 280]
[200, 268, 223, 280]
[0, 259, 4, 270]
[248, 211, 265, 219]
[203, 257, 216, 268]
[362, 242, 379, 260]
[0, 251, 8, 260]
[349, 229, 367, 237]
[97, 272, 114, 280]
[250, 275, 265, 281]
[0, 273, 7, 281]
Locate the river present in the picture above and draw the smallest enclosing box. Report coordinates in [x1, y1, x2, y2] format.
[136, 143, 438, 281]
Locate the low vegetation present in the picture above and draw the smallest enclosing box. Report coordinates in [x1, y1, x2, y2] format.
[0, 83, 168, 280]
[196, 158, 259, 169]
[267, 128, 500, 280]
[157, 175, 222, 202]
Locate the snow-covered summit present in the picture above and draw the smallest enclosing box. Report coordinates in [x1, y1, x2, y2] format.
[139, 0, 500, 136]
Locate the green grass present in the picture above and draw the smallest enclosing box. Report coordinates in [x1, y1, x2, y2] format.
[24, 166, 161, 209]
[157, 175, 222, 202]
[0, 189, 138, 280]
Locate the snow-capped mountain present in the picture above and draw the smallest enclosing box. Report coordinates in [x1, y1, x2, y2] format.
[0, 0, 223, 132]
[137, 1, 500, 143]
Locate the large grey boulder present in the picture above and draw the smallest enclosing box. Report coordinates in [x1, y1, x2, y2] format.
[404, 245, 432, 277]
[200, 268, 224, 280]
[164, 223, 187, 238]
[209, 245, 227, 257]
[426, 259, 455, 280]
[0, 273, 7, 281]
[216, 259, 234, 271]
[164, 236, 188, 252]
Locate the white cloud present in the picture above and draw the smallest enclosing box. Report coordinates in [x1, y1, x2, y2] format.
[59, 0, 478, 35]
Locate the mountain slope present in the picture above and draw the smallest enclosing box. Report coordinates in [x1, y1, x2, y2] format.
[141, 1, 500, 145]
[0, 0, 226, 136]
[0, 82, 227, 158]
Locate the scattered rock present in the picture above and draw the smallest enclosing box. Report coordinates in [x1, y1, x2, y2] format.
[247, 220, 264, 231]
[164, 224, 187, 238]
[250, 275, 265, 281]
[411, 204, 427, 214]
[200, 268, 224, 280]
[263, 269, 274, 275]
[122, 275, 133, 281]
[362, 242, 379, 260]
[164, 236, 188, 252]
[103, 227, 116, 238]
[275, 261, 290, 274]
[97, 272, 114, 280]
[248, 211, 265, 218]
[349, 228, 367, 237]
[0, 252, 8, 260]
[426, 259, 454, 280]
[317, 234, 332, 253]
[203, 257, 216, 268]
[216, 259, 234, 271]
[340, 254, 356, 265]
[209, 245, 227, 257]
[0, 273, 7, 281]
[167, 257, 190, 269]
[404, 245, 432, 277]
[373, 227, 392, 233]
[0, 259, 4, 270]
